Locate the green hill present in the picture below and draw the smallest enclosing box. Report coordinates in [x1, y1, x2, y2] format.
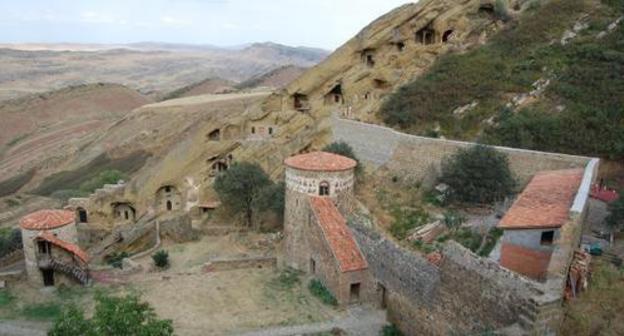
[380, 0, 624, 160]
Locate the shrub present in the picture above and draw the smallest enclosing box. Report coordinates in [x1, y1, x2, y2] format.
[152, 250, 169, 269]
[79, 169, 126, 193]
[308, 279, 338, 306]
[443, 211, 465, 231]
[606, 191, 624, 231]
[49, 294, 174, 336]
[478, 228, 504, 257]
[389, 207, 429, 240]
[439, 145, 516, 204]
[106, 252, 129, 269]
[381, 324, 404, 336]
[0, 228, 22, 258]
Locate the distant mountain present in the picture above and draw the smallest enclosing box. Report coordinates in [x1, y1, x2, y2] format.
[0, 42, 330, 102]
[236, 65, 308, 90]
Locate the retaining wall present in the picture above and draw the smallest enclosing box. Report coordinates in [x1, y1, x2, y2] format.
[208, 256, 277, 271]
[332, 117, 591, 185]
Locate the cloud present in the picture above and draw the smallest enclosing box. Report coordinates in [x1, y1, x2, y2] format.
[161, 16, 192, 27]
[80, 11, 126, 25]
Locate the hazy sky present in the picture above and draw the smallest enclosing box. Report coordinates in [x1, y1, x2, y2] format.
[0, 0, 413, 50]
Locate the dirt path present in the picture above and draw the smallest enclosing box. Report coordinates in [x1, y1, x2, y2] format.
[235, 306, 387, 336]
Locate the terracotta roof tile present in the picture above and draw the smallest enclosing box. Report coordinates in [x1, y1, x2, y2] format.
[285, 151, 357, 172]
[20, 210, 75, 230]
[498, 169, 584, 230]
[37, 231, 89, 264]
[308, 196, 367, 272]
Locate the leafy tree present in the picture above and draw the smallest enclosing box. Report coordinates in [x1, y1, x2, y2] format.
[152, 250, 169, 269]
[606, 192, 624, 231]
[48, 294, 174, 336]
[439, 145, 516, 204]
[255, 182, 286, 219]
[214, 162, 272, 227]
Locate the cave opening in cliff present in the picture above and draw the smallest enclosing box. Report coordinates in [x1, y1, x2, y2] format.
[208, 129, 221, 141]
[360, 49, 376, 67]
[293, 93, 309, 111]
[442, 30, 454, 42]
[416, 27, 436, 45]
[325, 83, 343, 105]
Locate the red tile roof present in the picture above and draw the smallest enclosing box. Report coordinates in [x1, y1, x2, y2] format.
[20, 210, 75, 230]
[285, 151, 357, 172]
[308, 196, 368, 272]
[498, 169, 584, 230]
[37, 231, 89, 264]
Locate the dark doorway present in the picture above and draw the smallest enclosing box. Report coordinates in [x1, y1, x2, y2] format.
[378, 283, 387, 309]
[310, 258, 316, 274]
[541, 231, 555, 245]
[42, 269, 55, 287]
[38, 241, 51, 256]
[166, 200, 173, 211]
[77, 208, 88, 223]
[124, 211, 129, 220]
[350, 283, 361, 302]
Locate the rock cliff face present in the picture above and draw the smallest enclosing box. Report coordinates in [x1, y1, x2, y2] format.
[265, 0, 508, 126]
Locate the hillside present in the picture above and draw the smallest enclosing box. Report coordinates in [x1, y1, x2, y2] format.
[161, 78, 237, 100]
[0, 84, 151, 195]
[379, 0, 624, 161]
[236, 65, 308, 90]
[0, 42, 329, 102]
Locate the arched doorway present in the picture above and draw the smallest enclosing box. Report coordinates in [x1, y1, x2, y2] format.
[166, 200, 173, 211]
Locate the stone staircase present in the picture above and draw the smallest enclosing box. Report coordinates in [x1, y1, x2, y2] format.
[39, 257, 89, 285]
[88, 213, 158, 263]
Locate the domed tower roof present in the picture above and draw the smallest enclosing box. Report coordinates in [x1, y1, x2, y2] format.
[284, 151, 357, 172]
[20, 209, 75, 230]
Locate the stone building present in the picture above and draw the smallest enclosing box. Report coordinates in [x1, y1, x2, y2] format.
[20, 209, 89, 287]
[284, 151, 374, 306]
[498, 169, 585, 280]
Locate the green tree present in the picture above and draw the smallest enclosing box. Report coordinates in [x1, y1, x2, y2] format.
[606, 192, 624, 232]
[439, 145, 516, 204]
[48, 294, 173, 336]
[255, 182, 286, 219]
[214, 162, 272, 227]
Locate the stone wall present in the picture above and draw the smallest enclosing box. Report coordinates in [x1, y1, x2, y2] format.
[350, 221, 542, 335]
[332, 117, 591, 185]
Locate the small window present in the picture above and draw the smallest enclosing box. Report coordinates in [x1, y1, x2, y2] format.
[38, 241, 50, 255]
[124, 211, 129, 220]
[396, 42, 405, 52]
[251, 126, 256, 134]
[319, 181, 330, 196]
[166, 200, 173, 211]
[268, 127, 273, 135]
[541, 231, 555, 245]
[165, 186, 171, 193]
[310, 258, 316, 274]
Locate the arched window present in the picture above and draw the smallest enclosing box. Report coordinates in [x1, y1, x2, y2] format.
[166, 200, 173, 211]
[319, 181, 330, 196]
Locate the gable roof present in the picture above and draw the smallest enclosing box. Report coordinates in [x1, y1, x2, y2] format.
[285, 151, 357, 172]
[308, 196, 367, 272]
[498, 169, 584, 230]
[20, 210, 74, 230]
[37, 231, 89, 264]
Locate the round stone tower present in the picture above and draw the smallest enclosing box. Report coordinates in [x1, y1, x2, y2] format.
[283, 151, 357, 270]
[20, 209, 78, 286]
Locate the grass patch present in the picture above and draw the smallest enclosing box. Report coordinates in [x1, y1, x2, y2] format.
[33, 151, 149, 196]
[308, 279, 338, 306]
[380, 0, 624, 159]
[381, 324, 404, 336]
[0, 169, 36, 197]
[562, 258, 624, 335]
[0, 291, 15, 307]
[21, 302, 63, 320]
[271, 268, 301, 290]
[389, 207, 429, 240]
